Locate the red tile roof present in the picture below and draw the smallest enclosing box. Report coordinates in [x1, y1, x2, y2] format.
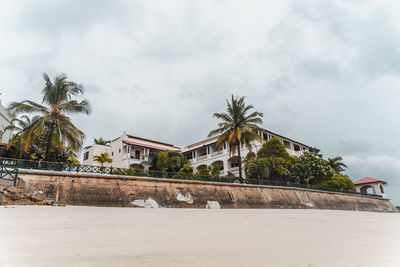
[185, 136, 219, 149]
[123, 140, 179, 151]
[354, 177, 387, 185]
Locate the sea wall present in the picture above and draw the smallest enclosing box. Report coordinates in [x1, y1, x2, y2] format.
[16, 170, 397, 212]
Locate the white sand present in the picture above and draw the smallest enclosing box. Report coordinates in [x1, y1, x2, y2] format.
[0, 206, 399, 267]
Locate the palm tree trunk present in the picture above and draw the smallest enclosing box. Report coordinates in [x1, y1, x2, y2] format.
[44, 124, 54, 161]
[237, 140, 243, 181]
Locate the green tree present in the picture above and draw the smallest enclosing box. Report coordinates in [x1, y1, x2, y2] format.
[8, 73, 91, 160]
[3, 115, 33, 158]
[292, 152, 335, 184]
[210, 162, 223, 177]
[93, 152, 113, 168]
[327, 157, 347, 173]
[178, 164, 194, 175]
[154, 151, 189, 173]
[316, 174, 355, 190]
[244, 158, 270, 180]
[257, 137, 290, 160]
[208, 95, 264, 180]
[245, 137, 293, 181]
[94, 137, 110, 145]
[198, 167, 210, 177]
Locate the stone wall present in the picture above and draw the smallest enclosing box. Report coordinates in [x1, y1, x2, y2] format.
[17, 170, 397, 212]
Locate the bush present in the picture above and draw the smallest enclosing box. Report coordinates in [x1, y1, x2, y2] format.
[257, 137, 290, 160]
[316, 174, 355, 190]
[291, 152, 335, 184]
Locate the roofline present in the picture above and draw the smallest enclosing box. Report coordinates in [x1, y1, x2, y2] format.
[126, 134, 179, 148]
[123, 139, 180, 151]
[354, 180, 387, 185]
[183, 128, 310, 152]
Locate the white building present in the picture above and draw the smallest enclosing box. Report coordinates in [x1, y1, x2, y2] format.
[354, 177, 387, 198]
[82, 133, 180, 169]
[181, 129, 309, 178]
[0, 98, 12, 146]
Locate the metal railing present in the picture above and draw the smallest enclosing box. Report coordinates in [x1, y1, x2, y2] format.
[0, 164, 19, 186]
[0, 157, 383, 198]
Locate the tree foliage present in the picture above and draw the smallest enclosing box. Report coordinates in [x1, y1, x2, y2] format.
[152, 150, 189, 172]
[327, 157, 347, 173]
[291, 152, 335, 184]
[94, 137, 110, 145]
[6, 73, 90, 161]
[257, 137, 290, 160]
[93, 152, 113, 167]
[316, 174, 355, 190]
[208, 95, 264, 180]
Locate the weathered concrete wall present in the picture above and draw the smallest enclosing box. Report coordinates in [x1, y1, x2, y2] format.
[17, 170, 397, 212]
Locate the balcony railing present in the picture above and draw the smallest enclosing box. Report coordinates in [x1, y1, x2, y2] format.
[197, 154, 207, 160]
[211, 150, 223, 156]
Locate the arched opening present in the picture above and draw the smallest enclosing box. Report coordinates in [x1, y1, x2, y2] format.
[360, 185, 376, 195]
[130, 164, 144, 170]
[227, 156, 240, 171]
[210, 160, 224, 176]
[245, 152, 256, 160]
[196, 164, 208, 171]
[211, 160, 224, 170]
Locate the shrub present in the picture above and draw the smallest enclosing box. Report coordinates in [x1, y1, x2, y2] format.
[257, 137, 290, 160]
[316, 174, 355, 190]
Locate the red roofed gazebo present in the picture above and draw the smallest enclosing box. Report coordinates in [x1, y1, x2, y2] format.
[354, 177, 387, 198]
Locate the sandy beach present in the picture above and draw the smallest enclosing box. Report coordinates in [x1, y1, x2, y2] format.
[1, 206, 399, 267]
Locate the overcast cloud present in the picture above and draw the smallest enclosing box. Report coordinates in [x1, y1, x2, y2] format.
[1, 0, 399, 204]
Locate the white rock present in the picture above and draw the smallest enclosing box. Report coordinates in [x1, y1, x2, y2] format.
[205, 201, 220, 209]
[177, 192, 193, 204]
[131, 198, 161, 208]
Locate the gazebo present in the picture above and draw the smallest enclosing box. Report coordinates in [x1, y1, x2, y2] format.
[354, 177, 387, 198]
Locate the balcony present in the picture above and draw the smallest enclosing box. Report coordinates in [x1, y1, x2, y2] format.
[211, 150, 223, 156]
[197, 154, 207, 161]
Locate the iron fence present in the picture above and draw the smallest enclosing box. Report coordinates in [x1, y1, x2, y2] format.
[0, 157, 382, 198]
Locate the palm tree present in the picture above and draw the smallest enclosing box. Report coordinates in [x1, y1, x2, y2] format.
[208, 95, 264, 180]
[327, 157, 347, 173]
[4, 115, 33, 158]
[7, 73, 91, 160]
[93, 152, 113, 171]
[94, 137, 110, 145]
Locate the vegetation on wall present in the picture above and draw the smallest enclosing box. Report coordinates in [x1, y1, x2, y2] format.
[244, 138, 354, 190]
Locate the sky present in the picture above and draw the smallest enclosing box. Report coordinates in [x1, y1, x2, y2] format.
[0, 0, 399, 204]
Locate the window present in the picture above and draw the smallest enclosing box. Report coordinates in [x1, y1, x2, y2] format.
[119, 148, 121, 153]
[380, 185, 384, 194]
[0, 130, 3, 143]
[111, 152, 114, 156]
[283, 140, 291, 149]
[231, 162, 239, 168]
[83, 151, 89, 161]
[293, 144, 300, 152]
[135, 150, 141, 159]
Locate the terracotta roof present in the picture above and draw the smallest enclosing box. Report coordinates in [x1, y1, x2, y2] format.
[185, 136, 219, 149]
[126, 134, 176, 147]
[123, 140, 180, 151]
[354, 177, 387, 185]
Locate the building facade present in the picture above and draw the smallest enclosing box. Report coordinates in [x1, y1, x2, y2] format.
[354, 177, 387, 198]
[181, 129, 309, 178]
[82, 133, 180, 169]
[0, 98, 12, 146]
